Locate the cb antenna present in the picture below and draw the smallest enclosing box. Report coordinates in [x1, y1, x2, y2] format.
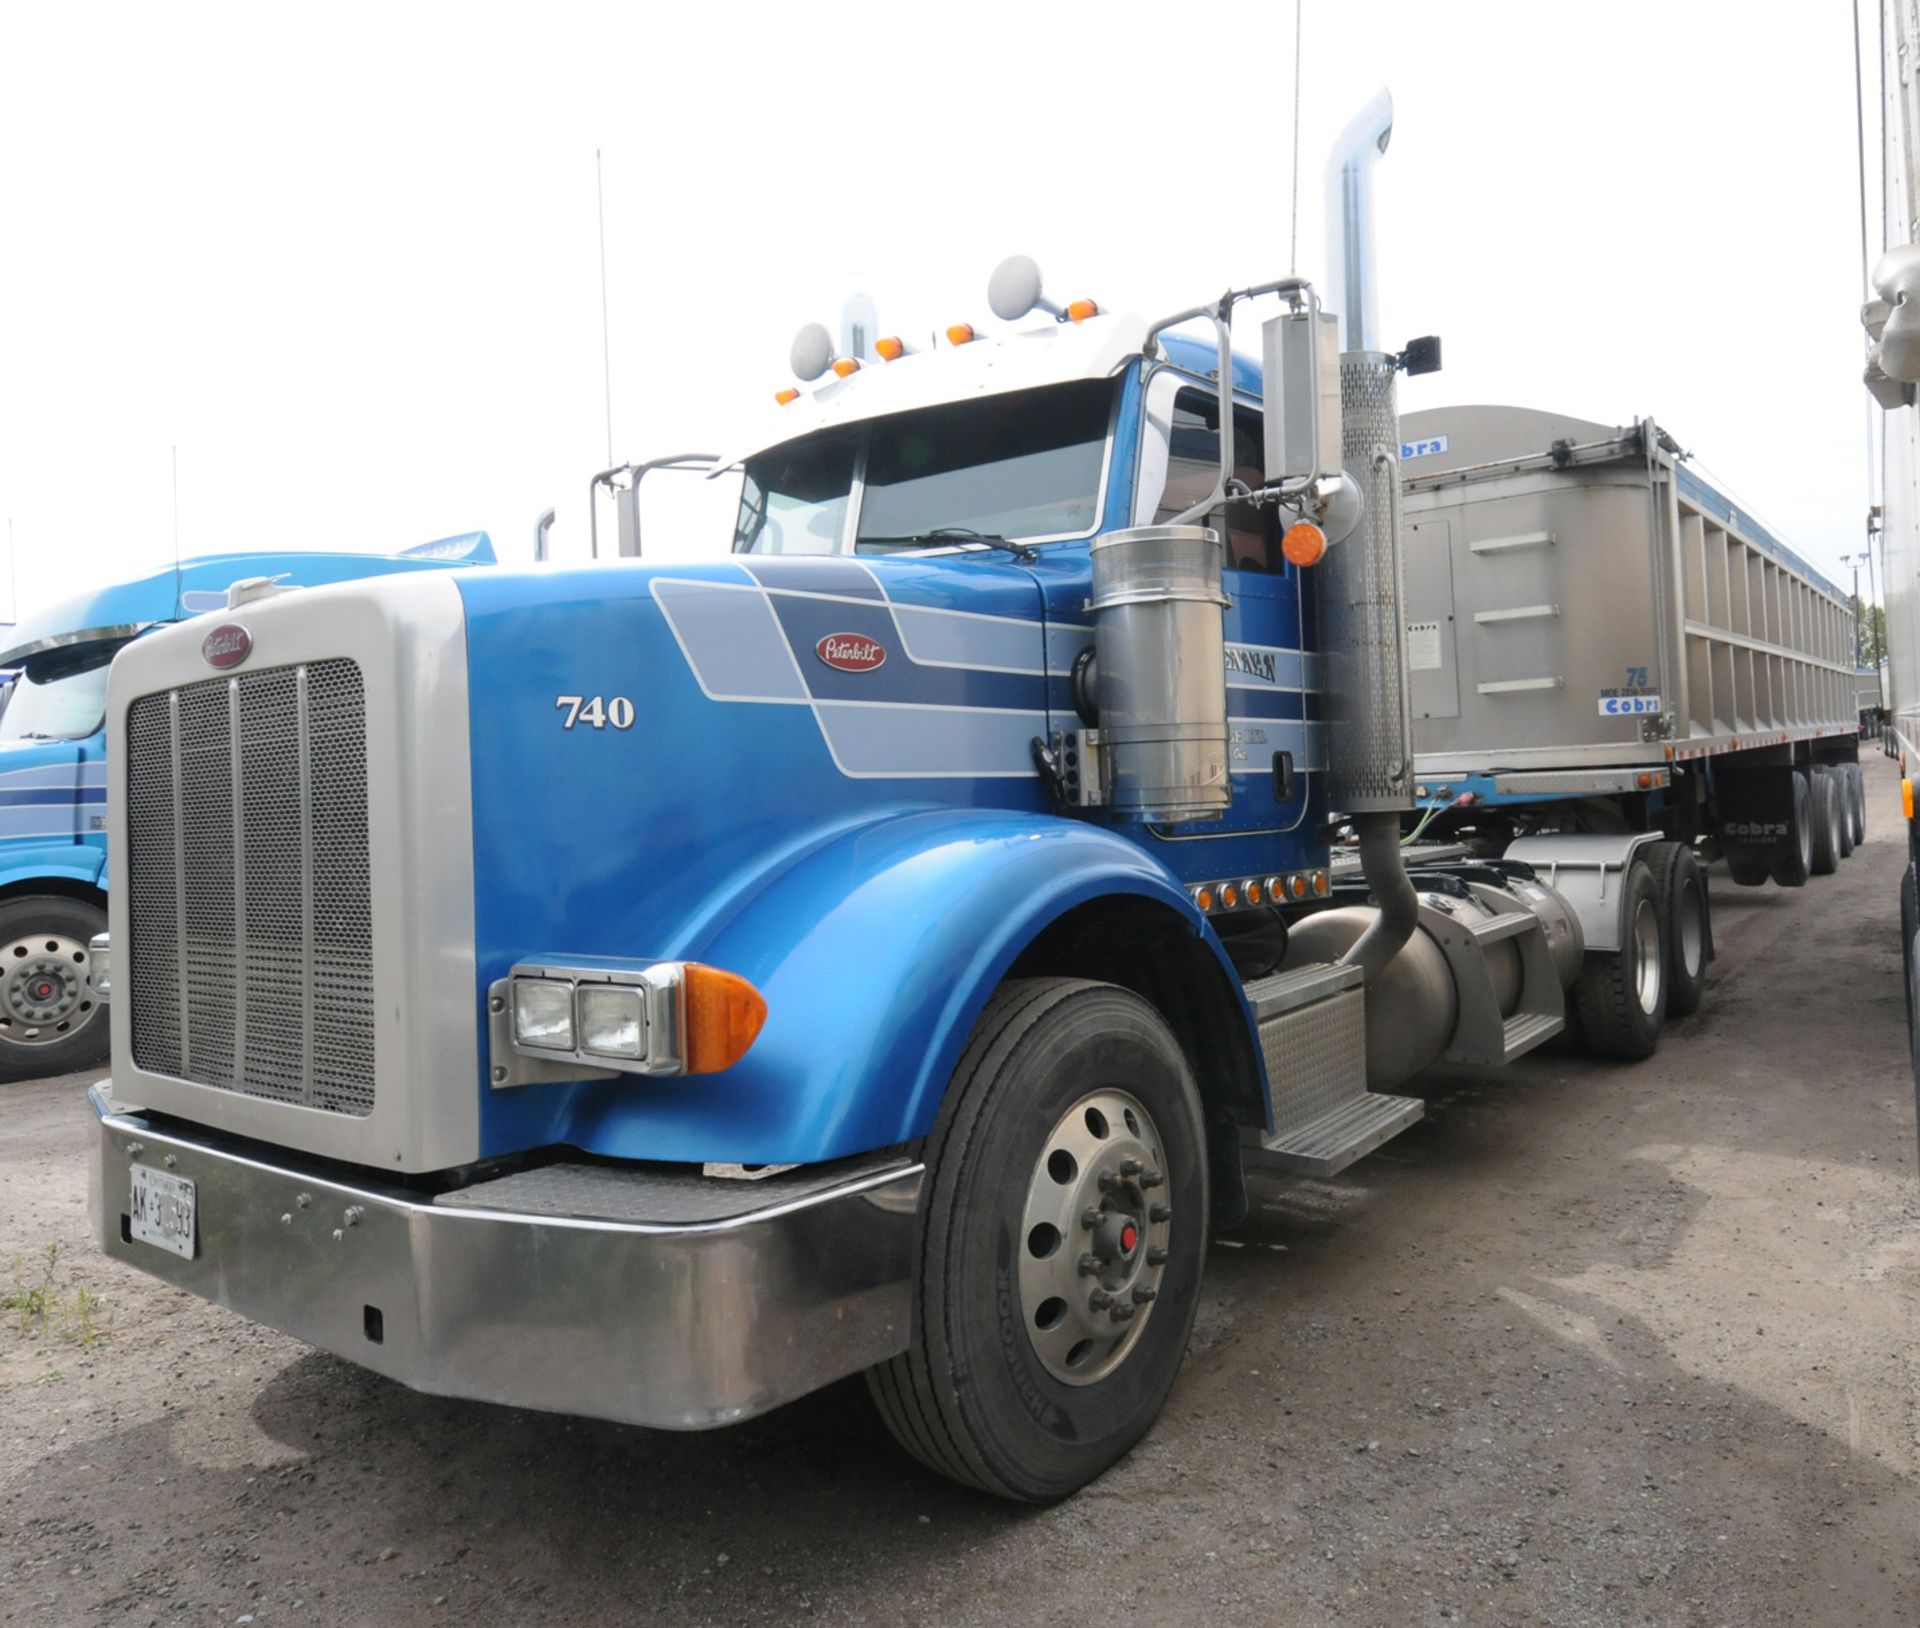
[172, 445, 182, 615]
[597, 148, 614, 467]
[1289, 0, 1304, 274]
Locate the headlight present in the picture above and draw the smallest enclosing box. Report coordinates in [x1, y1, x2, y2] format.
[511, 978, 575, 1050]
[577, 984, 645, 1059]
[494, 960, 765, 1082]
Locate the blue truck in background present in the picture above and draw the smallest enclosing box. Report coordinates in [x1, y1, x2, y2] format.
[0, 533, 493, 1081]
[87, 96, 1779, 1501]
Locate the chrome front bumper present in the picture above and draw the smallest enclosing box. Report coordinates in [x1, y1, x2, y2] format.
[88, 1083, 922, 1429]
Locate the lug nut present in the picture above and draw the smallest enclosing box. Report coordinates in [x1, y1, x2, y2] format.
[1097, 1168, 1120, 1193]
[1139, 1167, 1165, 1189]
[1088, 1288, 1114, 1311]
[1118, 1156, 1144, 1177]
[1109, 1303, 1138, 1324]
[1078, 1252, 1107, 1277]
[1132, 1285, 1158, 1304]
[1146, 1246, 1169, 1266]
[1149, 1203, 1173, 1223]
[1080, 1207, 1102, 1229]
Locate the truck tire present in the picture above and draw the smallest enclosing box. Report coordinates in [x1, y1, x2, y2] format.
[1724, 849, 1772, 887]
[1770, 771, 1813, 888]
[1848, 764, 1868, 848]
[867, 977, 1208, 1502]
[1572, 858, 1667, 1061]
[1646, 841, 1710, 1017]
[0, 895, 110, 1083]
[1836, 772, 1856, 859]
[1809, 769, 1841, 876]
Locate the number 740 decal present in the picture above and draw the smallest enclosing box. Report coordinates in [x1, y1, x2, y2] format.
[555, 695, 636, 730]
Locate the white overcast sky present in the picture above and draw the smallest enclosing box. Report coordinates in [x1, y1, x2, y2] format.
[0, 0, 1881, 620]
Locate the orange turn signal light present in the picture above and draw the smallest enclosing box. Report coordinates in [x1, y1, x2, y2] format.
[831, 357, 861, 378]
[946, 323, 976, 346]
[774, 387, 800, 406]
[681, 964, 768, 1076]
[875, 336, 905, 361]
[1282, 521, 1327, 568]
[1065, 298, 1100, 323]
[1636, 772, 1653, 789]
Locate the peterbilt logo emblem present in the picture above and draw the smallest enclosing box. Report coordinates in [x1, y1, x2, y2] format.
[201, 624, 253, 669]
[815, 633, 886, 673]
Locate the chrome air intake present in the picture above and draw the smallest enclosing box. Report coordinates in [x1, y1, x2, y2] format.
[1088, 524, 1231, 822]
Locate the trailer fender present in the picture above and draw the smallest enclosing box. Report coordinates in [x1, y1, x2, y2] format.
[1502, 832, 1662, 953]
[560, 809, 1255, 1167]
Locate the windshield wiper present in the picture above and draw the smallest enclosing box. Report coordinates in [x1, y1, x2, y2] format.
[857, 527, 1039, 564]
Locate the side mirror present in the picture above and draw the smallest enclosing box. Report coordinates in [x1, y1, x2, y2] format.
[1261, 307, 1344, 485]
[1398, 334, 1442, 376]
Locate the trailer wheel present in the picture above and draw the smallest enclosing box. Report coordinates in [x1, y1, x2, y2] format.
[1809, 769, 1841, 876]
[0, 896, 110, 1083]
[1647, 841, 1710, 1017]
[867, 977, 1208, 1502]
[1836, 772, 1856, 859]
[1572, 858, 1667, 1061]
[1847, 764, 1868, 848]
[1769, 771, 1813, 888]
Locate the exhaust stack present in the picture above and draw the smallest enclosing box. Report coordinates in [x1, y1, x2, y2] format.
[1322, 90, 1418, 982]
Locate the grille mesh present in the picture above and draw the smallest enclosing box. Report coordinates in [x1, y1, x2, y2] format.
[126, 659, 375, 1116]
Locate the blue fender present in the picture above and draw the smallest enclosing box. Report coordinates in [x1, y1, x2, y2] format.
[558, 809, 1262, 1165]
[0, 844, 108, 895]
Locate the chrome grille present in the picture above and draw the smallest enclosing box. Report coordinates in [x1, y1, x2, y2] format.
[125, 659, 375, 1116]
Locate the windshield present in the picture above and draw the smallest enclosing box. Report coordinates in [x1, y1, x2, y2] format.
[733, 378, 1113, 555]
[0, 641, 126, 742]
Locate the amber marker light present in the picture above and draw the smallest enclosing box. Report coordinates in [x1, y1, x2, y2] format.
[681, 964, 768, 1076]
[1244, 880, 1263, 904]
[1313, 873, 1330, 896]
[946, 323, 976, 346]
[1905, 779, 1915, 821]
[1065, 298, 1100, 323]
[831, 357, 861, 378]
[1282, 521, 1328, 568]
[1194, 886, 1214, 911]
[1220, 883, 1239, 909]
[774, 387, 800, 406]
[1636, 772, 1653, 789]
[875, 336, 905, 361]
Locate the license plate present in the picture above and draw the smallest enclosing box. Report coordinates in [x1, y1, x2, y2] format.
[129, 1165, 197, 1259]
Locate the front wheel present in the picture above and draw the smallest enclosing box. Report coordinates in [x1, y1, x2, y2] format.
[867, 977, 1209, 1502]
[0, 895, 110, 1082]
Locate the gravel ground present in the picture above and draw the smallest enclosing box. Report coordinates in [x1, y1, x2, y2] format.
[2, 755, 1916, 1627]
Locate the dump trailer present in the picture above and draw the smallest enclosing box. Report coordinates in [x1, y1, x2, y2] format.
[0, 534, 494, 1083]
[88, 92, 1700, 1502]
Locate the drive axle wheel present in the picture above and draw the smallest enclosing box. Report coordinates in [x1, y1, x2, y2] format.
[868, 977, 1208, 1503]
[1647, 840, 1710, 1018]
[1573, 857, 1667, 1061]
[0, 896, 109, 1082]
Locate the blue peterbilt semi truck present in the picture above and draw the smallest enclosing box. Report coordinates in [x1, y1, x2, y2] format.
[0, 534, 493, 1082]
[91, 97, 1682, 1500]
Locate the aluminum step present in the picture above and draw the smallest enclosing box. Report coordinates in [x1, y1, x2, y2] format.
[1243, 960, 1363, 1021]
[1500, 1009, 1563, 1063]
[1258, 1091, 1424, 1177]
[1469, 910, 1539, 946]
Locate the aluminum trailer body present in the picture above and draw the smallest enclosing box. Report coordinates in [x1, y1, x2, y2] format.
[1397, 406, 1862, 891]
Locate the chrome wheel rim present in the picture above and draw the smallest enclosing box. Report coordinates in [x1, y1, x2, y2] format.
[1018, 1088, 1171, 1387]
[0, 932, 97, 1047]
[1631, 897, 1662, 1015]
[1675, 878, 1705, 979]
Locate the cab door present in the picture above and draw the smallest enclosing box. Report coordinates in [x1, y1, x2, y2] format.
[1132, 371, 1321, 862]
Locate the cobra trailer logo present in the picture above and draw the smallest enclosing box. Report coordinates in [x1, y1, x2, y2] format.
[201, 624, 253, 669]
[815, 633, 887, 673]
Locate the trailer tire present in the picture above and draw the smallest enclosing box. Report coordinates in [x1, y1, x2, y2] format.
[1769, 771, 1813, 888]
[1848, 764, 1868, 848]
[1809, 769, 1841, 876]
[0, 895, 110, 1083]
[1647, 841, 1710, 1018]
[1836, 774, 1856, 859]
[1724, 849, 1773, 887]
[866, 977, 1208, 1503]
[1572, 858, 1667, 1061]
